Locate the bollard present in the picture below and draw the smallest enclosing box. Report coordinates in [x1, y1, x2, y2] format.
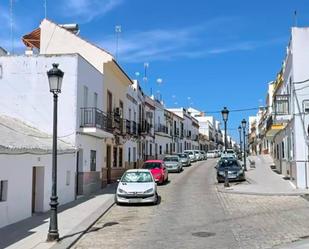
[224, 168, 230, 187]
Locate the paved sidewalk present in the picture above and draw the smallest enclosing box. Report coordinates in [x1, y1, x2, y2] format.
[0, 184, 116, 249]
[217, 155, 309, 196]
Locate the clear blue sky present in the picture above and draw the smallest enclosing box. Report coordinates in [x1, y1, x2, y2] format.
[1, 0, 309, 141]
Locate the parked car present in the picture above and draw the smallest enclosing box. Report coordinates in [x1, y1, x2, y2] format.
[177, 153, 191, 166]
[225, 149, 237, 158]
[216, 158, 245, 183]
[207, 150, 217, 158]
[184, 150, 197, 162]
[200, 151, 207, 160]
[163, 155, 183, 173]
[194, 150, 202, 161]
[115, 169, 158, 205]
[142, 160, 168, 184]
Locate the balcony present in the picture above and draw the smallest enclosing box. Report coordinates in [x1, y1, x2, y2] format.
[126, 120, 131, 134]
[113, 111, 121, 131]
[155, 124, 168, 134]
[139, 121, 152, 135]
[132, 121, 137, 136]
[174, 128, 179, 137]
[187, 131, 191, 138]
[80, 107, 113, 138]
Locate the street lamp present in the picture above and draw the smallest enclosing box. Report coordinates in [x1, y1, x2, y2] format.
[47, 63, 64, 241]
[238, 125, 242, 155]
[221, 107, 229, 152]
[241, 119, 247, 171]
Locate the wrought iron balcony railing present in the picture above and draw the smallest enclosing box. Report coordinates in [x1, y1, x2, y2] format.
[80, 107, 113, 132]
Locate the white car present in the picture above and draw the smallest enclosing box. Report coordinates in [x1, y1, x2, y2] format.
[207, 150, 217, 158]
[115, 169, 158, 205]
[184, 150, 197, 162]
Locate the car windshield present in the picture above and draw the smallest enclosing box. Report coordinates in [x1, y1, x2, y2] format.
[121, 172, 153, 183]
[178, 154, 187, 158]
[143, 162, 161, 169]
[164, 157, 179, 162]
[185, 151, 193, 155]
[226, 150, 235, 154]
[218, 160, 240, 169]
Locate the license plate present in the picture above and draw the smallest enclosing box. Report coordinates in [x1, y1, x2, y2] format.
[228, 175, 236, 178]
[129, 198, 142, 203]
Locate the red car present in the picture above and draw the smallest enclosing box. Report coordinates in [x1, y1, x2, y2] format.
[142, 160, 168, 184]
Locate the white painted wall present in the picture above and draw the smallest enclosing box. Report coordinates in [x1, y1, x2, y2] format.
[291, 27, 309, 188]
[0, 55, 78, 145]
[0, 152, 75, 228]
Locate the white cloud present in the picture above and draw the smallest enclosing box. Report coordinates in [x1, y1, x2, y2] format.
[63, 0, 123, 23]
[98, 22, 286, 63]
[99, 26, 201, 62]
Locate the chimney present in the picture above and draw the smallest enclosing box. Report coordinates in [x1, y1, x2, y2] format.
[25, 47, 33, 56]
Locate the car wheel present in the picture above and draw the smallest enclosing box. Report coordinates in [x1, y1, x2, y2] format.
[114, 195, 120, 205]
[153, 193, 159, 205]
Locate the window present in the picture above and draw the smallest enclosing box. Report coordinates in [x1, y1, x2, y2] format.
[107, 91, 112, 113]
[0, 180, 8, 202]
[282, 141, 285, 159]
[93, 92, 98, 108]
[119, 101, 124, 118]
[277, 144, 279, 160]
[150, 144, 152, 156]
[275, 95, 289, 115]
[83, 86, 88, 107]
[159, 145, 162, 155]
[90, 150, 96, 171]
[119, 148, 123, 167]
[128, 147, 131, 163]
[66, 171, 71, 186]
[113, 147, 117, 167]
[133, 147, 136, 162]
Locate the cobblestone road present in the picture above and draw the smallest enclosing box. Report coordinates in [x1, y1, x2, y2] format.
[73, 159, 309, 249]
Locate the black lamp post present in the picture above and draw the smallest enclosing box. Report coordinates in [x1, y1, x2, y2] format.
[241, 119, 247, 171]
[238, 125, 242, 155]
[47, 63, 64, 242]
[221, 107, 229, 153]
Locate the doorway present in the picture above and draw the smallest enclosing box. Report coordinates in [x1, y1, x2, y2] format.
[106, 145, 112, 183]
[32, 167, 45, 213]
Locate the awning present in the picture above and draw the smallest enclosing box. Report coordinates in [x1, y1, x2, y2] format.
[266, 124, 285, 138]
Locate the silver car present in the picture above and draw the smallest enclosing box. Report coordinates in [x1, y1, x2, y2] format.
[163, 155, 183, 173]
[177, 153, 191, 166]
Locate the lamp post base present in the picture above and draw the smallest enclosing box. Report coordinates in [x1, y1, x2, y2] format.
[47, 232, 59, 242]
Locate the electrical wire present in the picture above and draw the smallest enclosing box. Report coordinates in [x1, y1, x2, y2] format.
[293, 78, 309, 85]
[203, 106, 270, 114]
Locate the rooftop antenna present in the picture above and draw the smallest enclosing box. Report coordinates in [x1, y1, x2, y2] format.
[44, 0, 47, 19]
[115, 25, 121, 60]
[294, 10, 298, 27]
[10, 0, 14, 54]
[143, 62, 149, 82]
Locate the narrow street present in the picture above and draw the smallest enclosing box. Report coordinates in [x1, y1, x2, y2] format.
[73, 160, 309, 249]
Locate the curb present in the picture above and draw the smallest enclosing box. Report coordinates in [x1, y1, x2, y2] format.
[51, 195, 115, 249]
